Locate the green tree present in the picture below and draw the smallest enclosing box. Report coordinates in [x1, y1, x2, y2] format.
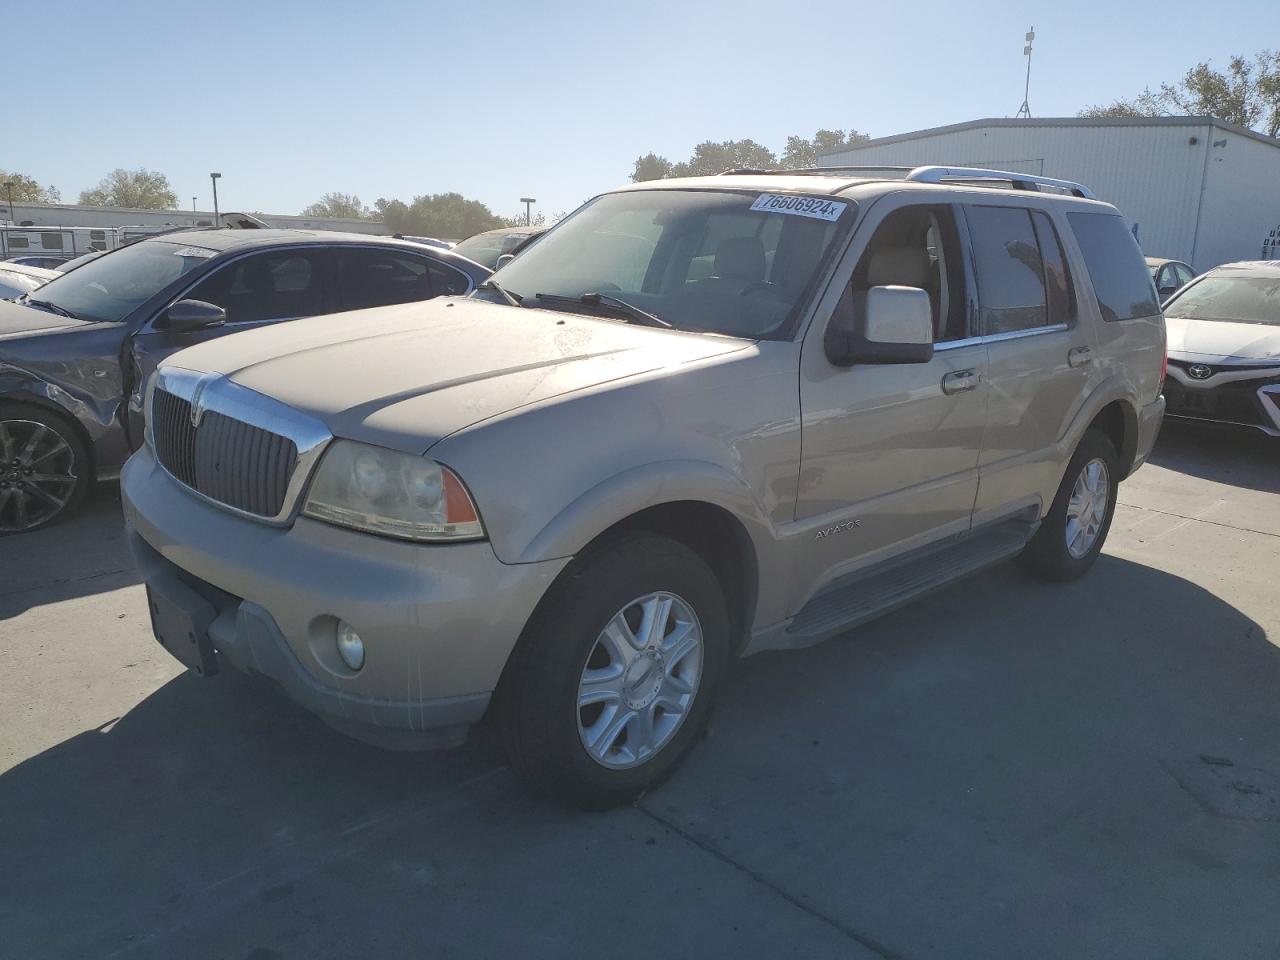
[302, 192, 371, 219]
[670, 139, 779, 177]
[0, 171, 61, 205]
[79, 168, 177, 209]
[631, 153, 674, 182]
[781, 129, 871, 167]
[1079, 50, 1280, 137]
[373, 192, 503, 239]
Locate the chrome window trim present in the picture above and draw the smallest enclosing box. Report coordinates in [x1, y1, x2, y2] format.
[149, 366, 332, 526]
[982, 322, 1069, 344]
[934, 335, 983, 352]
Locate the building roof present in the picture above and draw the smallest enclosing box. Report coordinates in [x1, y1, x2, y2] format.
[818, 116, 1280, 157]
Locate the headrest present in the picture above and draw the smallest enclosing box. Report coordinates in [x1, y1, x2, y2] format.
[714, 237, 766, 282]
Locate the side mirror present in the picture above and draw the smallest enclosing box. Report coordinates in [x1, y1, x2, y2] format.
[825, 285, 935, 366]
[164, 299, 227, 333]
[494, 253, 515, 270]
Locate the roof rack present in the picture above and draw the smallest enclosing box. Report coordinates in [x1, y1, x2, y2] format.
[717, 163, 1096, 199]
[904, 166, 1096, 199]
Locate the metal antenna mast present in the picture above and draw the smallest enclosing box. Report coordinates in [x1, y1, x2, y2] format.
[1016, 27, 1035, 118]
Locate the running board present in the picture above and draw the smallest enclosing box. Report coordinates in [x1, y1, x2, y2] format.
[784, 521, 1036, 645]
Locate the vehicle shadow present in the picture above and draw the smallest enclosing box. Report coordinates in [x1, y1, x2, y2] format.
[1149, 420, 1280, 494]
[0, 482, 138, 620]
[1, 556, 1277, 959]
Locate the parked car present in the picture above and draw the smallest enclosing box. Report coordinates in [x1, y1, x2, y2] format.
[0, 261, 60, 299]
[1161, 259, 1280, 435]
[1146, 257, 1195, 302]
[451, 225, 546, 269]
[5, 254, 74, 270]
[0, 230, 490, 533]
[122, 166, 1164, 808]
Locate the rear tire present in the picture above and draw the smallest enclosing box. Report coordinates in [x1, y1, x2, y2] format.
[1019, 428, 1119, 581]
[497, 532, 729, 810]
[0, 402, 90, 535]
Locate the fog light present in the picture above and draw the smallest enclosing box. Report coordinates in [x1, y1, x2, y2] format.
[335, 620, 365, 671]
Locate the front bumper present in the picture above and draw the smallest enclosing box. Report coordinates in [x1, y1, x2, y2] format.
[1163, 360, 1280, 436]
[122, 445, 568, 748]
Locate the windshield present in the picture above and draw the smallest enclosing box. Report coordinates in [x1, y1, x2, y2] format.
[453, 230, 537, 270]
[487, 189, 853, 340]
[1164, 275, 1280, 326]
[27, 240, 216, 323]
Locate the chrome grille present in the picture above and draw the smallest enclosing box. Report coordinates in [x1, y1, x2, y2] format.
[152, 386, 298, 517]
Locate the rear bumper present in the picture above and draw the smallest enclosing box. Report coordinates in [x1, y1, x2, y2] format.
[122, 445, 568, 748]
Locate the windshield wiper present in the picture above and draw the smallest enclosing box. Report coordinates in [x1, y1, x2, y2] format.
[21, 297, 79, 320]
[477, 279, 522, 307]
[533, 292, 672, 329]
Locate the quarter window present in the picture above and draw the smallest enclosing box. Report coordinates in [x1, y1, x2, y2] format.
[1031, 211, 1074, 326]
[966, 206, 1051, 335]
[1066, 212, 1160, 321]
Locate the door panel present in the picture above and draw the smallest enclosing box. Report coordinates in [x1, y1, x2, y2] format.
[794, 201, 987, 610]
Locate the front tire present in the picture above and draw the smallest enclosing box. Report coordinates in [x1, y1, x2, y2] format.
[1019, 428, 1119, 581]
[497, 533, 729, 810]
[0, 402, 90, 535]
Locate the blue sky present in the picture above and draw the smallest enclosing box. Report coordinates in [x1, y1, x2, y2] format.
[15, 0, 1279, 221]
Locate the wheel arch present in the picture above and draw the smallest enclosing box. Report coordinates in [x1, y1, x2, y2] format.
[0, 388, 98, 482]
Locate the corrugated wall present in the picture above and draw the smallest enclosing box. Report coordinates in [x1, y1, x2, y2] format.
[1196, 129, 1280, 270]
[820, 123, 1214, 265]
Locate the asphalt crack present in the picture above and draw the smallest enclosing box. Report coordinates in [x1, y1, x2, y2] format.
[636, 801, 907, 960]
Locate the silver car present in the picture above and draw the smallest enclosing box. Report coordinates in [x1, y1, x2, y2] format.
[122, 166, 1166, 808]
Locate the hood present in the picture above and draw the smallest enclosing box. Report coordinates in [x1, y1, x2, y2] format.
[1165, 315, 1280, 362]
[0, 298, 87, 340]
[164, 297, 751, 452]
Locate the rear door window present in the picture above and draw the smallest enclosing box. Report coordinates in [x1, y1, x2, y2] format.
[337, 248, 443, 310]
[965, 206, 1050, 334]
[1066, 212, 1160, 321]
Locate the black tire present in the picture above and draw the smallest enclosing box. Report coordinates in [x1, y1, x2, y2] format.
[497, 532, 729, 810]
[1019, 428, 1120, 581]
[0, 401, 91, 535]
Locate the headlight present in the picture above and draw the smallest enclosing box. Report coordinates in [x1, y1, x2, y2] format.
[302, 440, 484, 542]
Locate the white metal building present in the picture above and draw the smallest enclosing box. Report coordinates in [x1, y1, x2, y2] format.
[1, 201, 384, 236]
[818, 117, 1280, 272]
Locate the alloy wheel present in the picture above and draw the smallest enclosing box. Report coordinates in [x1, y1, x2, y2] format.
[1064, 457, 1109, 559]
[0, 419, 79, 532]
[576, 591, 704, 770]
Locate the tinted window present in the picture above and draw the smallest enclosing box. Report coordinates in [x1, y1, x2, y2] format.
[1031, 211, 1074, 326]
[338, 249, 440, 310]
[426, 261, 472, 296]
[1067, 212, 1160, 321]
[1163, 275, 1280, 326]
[1174, 263, 1195, 287]
[966, 206, 1049, 334]
[186, 249, 330, 324]
[850, 204, 968, 342]
[8, 237, 29, 248]
[41, 233, 64, 250]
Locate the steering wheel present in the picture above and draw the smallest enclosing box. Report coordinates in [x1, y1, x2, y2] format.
[738, 280, 777, 297]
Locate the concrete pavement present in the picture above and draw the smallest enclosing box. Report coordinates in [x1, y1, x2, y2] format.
[1, 422, 1278, 959]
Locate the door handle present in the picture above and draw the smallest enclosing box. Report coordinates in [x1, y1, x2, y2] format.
[1068, 346, 1093, 368]
[942, 369, 979, 395]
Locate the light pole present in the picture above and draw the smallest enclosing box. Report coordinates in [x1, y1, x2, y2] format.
[3, 181, 13, 224]
[210, 172, 222, 221]
[520, 196, 536, 227]
[192, 196, 197, 212]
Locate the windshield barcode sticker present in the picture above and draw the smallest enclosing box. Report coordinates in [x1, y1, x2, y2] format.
[750, 194, 847, 222]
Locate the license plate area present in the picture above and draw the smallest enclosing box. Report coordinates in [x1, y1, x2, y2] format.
[147, 579, 219, 677]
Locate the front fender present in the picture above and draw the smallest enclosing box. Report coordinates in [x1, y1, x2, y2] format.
[516, 458, 777, 565]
